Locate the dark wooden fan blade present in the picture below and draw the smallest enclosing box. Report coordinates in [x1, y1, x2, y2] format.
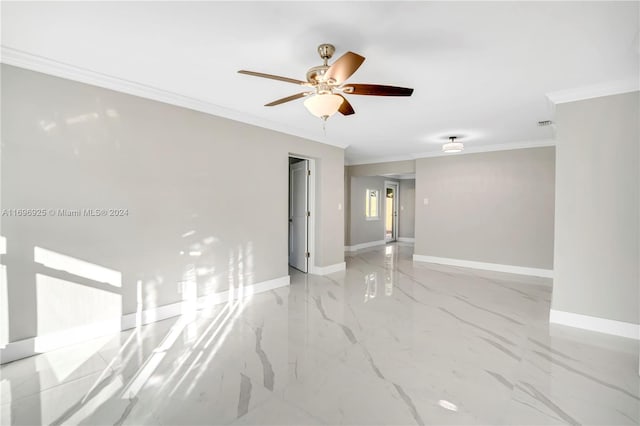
[324, 52, 365, 84]
[337, 95, 355, 116]
[238, 70, 308, 85]
[264, 92, 311, 106]
[342, 84, 414, 96]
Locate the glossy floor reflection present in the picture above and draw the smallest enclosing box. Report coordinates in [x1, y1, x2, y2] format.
[1, 243, 638, 425]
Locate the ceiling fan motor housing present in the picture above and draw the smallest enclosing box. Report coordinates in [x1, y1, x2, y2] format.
[306, 65, 330, 84]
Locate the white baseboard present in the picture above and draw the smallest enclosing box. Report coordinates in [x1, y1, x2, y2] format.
[0, 275, 290, 364]
[120, 300, 184, 330]
[397, 237, 415, 243]
[310, 262, 346, 276]
[0, 339, 33, 365]
[412, 254, 554, 278]
[345, 240, 386, 252]
[549, 309, 640, 340]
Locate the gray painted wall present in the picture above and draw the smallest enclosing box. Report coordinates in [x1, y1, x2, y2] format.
[552, 92, 639, 325]
[1, 65, 344, 342]
[399, 179, 415, 239]
[414, 147, 555, 269]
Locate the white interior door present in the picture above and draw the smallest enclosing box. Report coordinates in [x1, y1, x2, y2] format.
[289, 159, 309, 272]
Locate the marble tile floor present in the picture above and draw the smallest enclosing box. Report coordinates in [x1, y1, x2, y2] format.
[1, 243, 638, 425]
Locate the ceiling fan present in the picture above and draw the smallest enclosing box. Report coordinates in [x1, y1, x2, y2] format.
[238, 44, 414, 121]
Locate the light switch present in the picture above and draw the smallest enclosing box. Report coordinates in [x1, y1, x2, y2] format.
[424, 198, 429, 205]
[338, 203, 342, 210]
[400, 205, 404, 211]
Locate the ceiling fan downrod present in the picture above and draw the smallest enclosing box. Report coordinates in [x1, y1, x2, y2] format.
[317, 43, 335, 65]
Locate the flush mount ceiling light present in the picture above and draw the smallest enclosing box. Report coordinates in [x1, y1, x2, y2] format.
[442, 136, 464, 153]
[238, 43, 414, 122]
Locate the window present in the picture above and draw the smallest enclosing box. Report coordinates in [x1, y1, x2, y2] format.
[365, 189, 379, 220]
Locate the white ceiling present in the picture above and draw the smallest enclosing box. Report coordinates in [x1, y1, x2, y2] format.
[2, 2, 638, 164]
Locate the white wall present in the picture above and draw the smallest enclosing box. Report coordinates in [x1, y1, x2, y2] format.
[553, 91, 639, 325]
[0, 65, 344, 348]
[414, 147, 555, 270]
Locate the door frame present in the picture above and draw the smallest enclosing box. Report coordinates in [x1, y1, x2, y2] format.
[384, 181, 399, 242]
[289, 154, 316, 274]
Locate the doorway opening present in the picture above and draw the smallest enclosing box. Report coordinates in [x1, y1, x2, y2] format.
[288, 156, 315, 273]
[384, 181, 399, 242]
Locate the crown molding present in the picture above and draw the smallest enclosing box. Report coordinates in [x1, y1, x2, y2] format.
[546, 79, 640, 105]
[0, 46, 348, 149]
[410, 139, 556, 160]
[379, 173, 416, 180]
[345, 154, 414, 166]
[345, 139, 556, 165]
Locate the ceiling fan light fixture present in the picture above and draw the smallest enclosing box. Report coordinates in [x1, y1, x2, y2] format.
[442, 136, 464, 153]
[303, 94, 344, 120]
[239, 43, 413, 121]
